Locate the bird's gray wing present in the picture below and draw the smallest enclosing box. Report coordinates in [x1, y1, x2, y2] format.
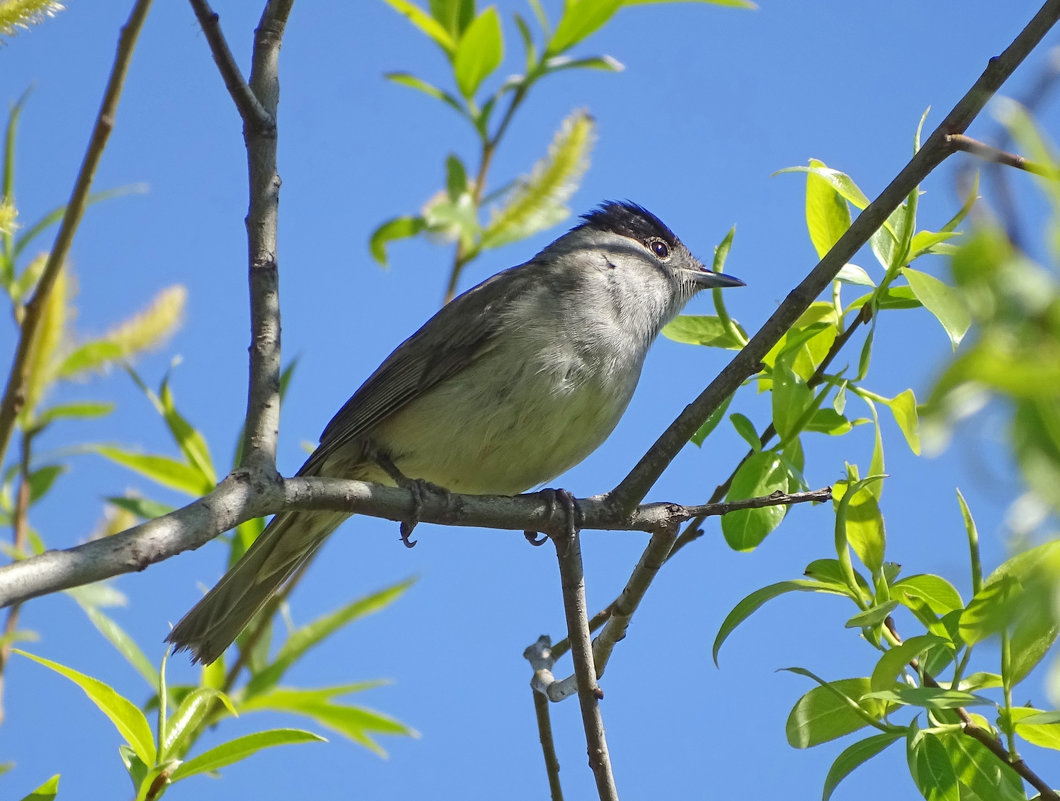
[301, 264, 531, 474]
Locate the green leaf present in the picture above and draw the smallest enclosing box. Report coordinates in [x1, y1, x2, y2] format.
[762, 302, 839, 381]
[170, 729, 325, 781]
[32, 401, 114, 429]
[729, 412, 762, 452]
[892, 574, 964, 618]
[543, 54, 624, 72]
[804, 558, 871, 594]
[833, 476, 886, 575]
[909, 230, 959, 261]
[77, 603, 159, 691]
[245, 579, 415, 697]
[155, 376, 216, 486]
[775, 164, 871, 210]
[772, 358, 812, 442]
[369, 216, 428, 267]
[56, 341, 124, 378]
[836, 263, 875, 287]
[481, 110, 594, 249]
[722, 451, 791, 550]
[845, 600, 899, 629]
[805, 158, 852, 259]
[90, 445, 213, 496]
[662, 315, 747, 350]
[690, 393, 732, 447]
[17, 650, 156, 764]
[240, 688, 415, 754]
[885, 388, 920, 455]
[822, 732, 903, 801]
[940, 728, 1026, 801]
[712, 580, 843, 665]
[428, 0, 473, 39]
[445, 154, 468, 201]
[18, 774, 60, 801]
[27, 465, 64, 505]
[383, 72, 464, 114]
[453, 7, 503, 99]
[548, 0, 623, 54]
[903, 267, 971, 350]
[785, 675, 891, 748]
[865, 686, 991, 710]
[870, 635, 952, 692]
[1009, 707, 1060, 750]
[382, 0, 456, 56]
[908, 731, 959, 801]
[106, 495, 173, 520]
[805, 408, 854, 436]
[161, 687, 236, 760]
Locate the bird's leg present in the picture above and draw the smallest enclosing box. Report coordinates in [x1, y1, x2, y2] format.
[374, 453, 450, 549]
[525, 488, 581, 546]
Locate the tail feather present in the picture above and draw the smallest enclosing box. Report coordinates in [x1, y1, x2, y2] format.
[166, 510, 348, 664]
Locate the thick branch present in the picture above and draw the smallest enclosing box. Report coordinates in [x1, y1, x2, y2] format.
[0, 0, 152, 471]
[0, 476, 828, 608]
[606, 0, 1060, 514]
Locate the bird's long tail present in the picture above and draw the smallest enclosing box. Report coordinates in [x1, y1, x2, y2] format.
[166, 509, 348, 665]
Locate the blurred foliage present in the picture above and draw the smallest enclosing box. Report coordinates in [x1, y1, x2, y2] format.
[0, 0, 63, 42]
[370, 0, 748, 299]
[700, 107, 1060, 801]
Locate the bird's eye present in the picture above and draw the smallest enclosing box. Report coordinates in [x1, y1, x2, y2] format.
[649, 239, 670, 259]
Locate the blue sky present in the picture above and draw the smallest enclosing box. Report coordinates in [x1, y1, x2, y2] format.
[2, 1, 1060, 799]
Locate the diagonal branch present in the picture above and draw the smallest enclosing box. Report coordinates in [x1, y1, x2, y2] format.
[605, 0, 1060, 515]
[0, 0, 153, 476]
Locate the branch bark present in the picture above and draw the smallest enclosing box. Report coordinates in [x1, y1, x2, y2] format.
[605, 0, 1060, 514]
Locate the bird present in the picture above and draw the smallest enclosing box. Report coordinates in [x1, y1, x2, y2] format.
[166, 200, 744, 664]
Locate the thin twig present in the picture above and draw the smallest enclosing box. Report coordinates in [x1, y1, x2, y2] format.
[551, 523, 619, 801]
[532, 687, 565, 801]
[187, 0, 271, 128]
[605, 0, 1060, 515]
[947, 133, 1060, 178]
[885, 618, 1058, 801]
[0, 0, 153, 475]
[0, 431, 32, 725]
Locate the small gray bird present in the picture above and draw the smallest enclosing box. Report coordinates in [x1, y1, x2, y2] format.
[167, 201, 744, 663]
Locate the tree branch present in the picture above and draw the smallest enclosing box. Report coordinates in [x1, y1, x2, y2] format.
[0, 0, 152, 475]
[0, 477, 830, 608]
[550, 522, 618, 801]
[605, 0, 1060, 515]
[530, 678, 565, 801]
[947, 132, 1060, 178]
[188, 0, 290, 476]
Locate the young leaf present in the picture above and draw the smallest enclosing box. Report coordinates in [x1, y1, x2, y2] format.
[885, 388, 920, 455]
[369, 216, 428, 267]
[870, 634, 952, 692]
[722, 451, 791, 550]
[772, 358, 812, 441]
[712, 579, 844, 665]
[17, 774, 60, 801]
[106, 495, 173, 520]
[892, 574, 964, 618]
[940, 728, 1026, 801]
[27, 465, 64, 505]
[836, 263, 875, 287]
[834, 475, 886, 576]
[481, 110, 595, 249]
[245, 579, 415, 697]
[453, 7, 503, 99]
[32, 400, 114, 429]
[547, 0, 623, 54]
[690, 393, 732, 446]
[169, 729, 326, 781]
[844, 600, 899, 629]
[429, 0, 473, 40]
[90, 445, 214, 496]
[542, 54, 624, 73]
[785, 675, 890, 748]
[775, 163, 871, 210]
[17, 650, 156, 765]
[240, 690, 415, 754]
[382, 0, 456, 56]
[161, 687, 236, 760]
[729, 412, 762, 452]
[822, 732, 903, 801]
[907, 731, 959, 801]
[805, 157, 852, 259]
[77, 603, 159, 691]
[383, 72, 464, 115]
[864, 686, 992, 710]
[662, 315, 747, 350]
[902, 267, 971, 350]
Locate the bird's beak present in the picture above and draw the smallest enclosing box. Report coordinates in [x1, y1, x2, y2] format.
[689, 268, 745, 289]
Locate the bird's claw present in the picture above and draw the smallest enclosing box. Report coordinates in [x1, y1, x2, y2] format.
[523, 488, 581, 547]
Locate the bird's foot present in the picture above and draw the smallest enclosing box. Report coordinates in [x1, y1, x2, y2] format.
[524, 487, 581, 546]
[375, 453, 450, 548]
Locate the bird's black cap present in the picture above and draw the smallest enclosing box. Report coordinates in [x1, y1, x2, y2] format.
[578, 201, 678, 249]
